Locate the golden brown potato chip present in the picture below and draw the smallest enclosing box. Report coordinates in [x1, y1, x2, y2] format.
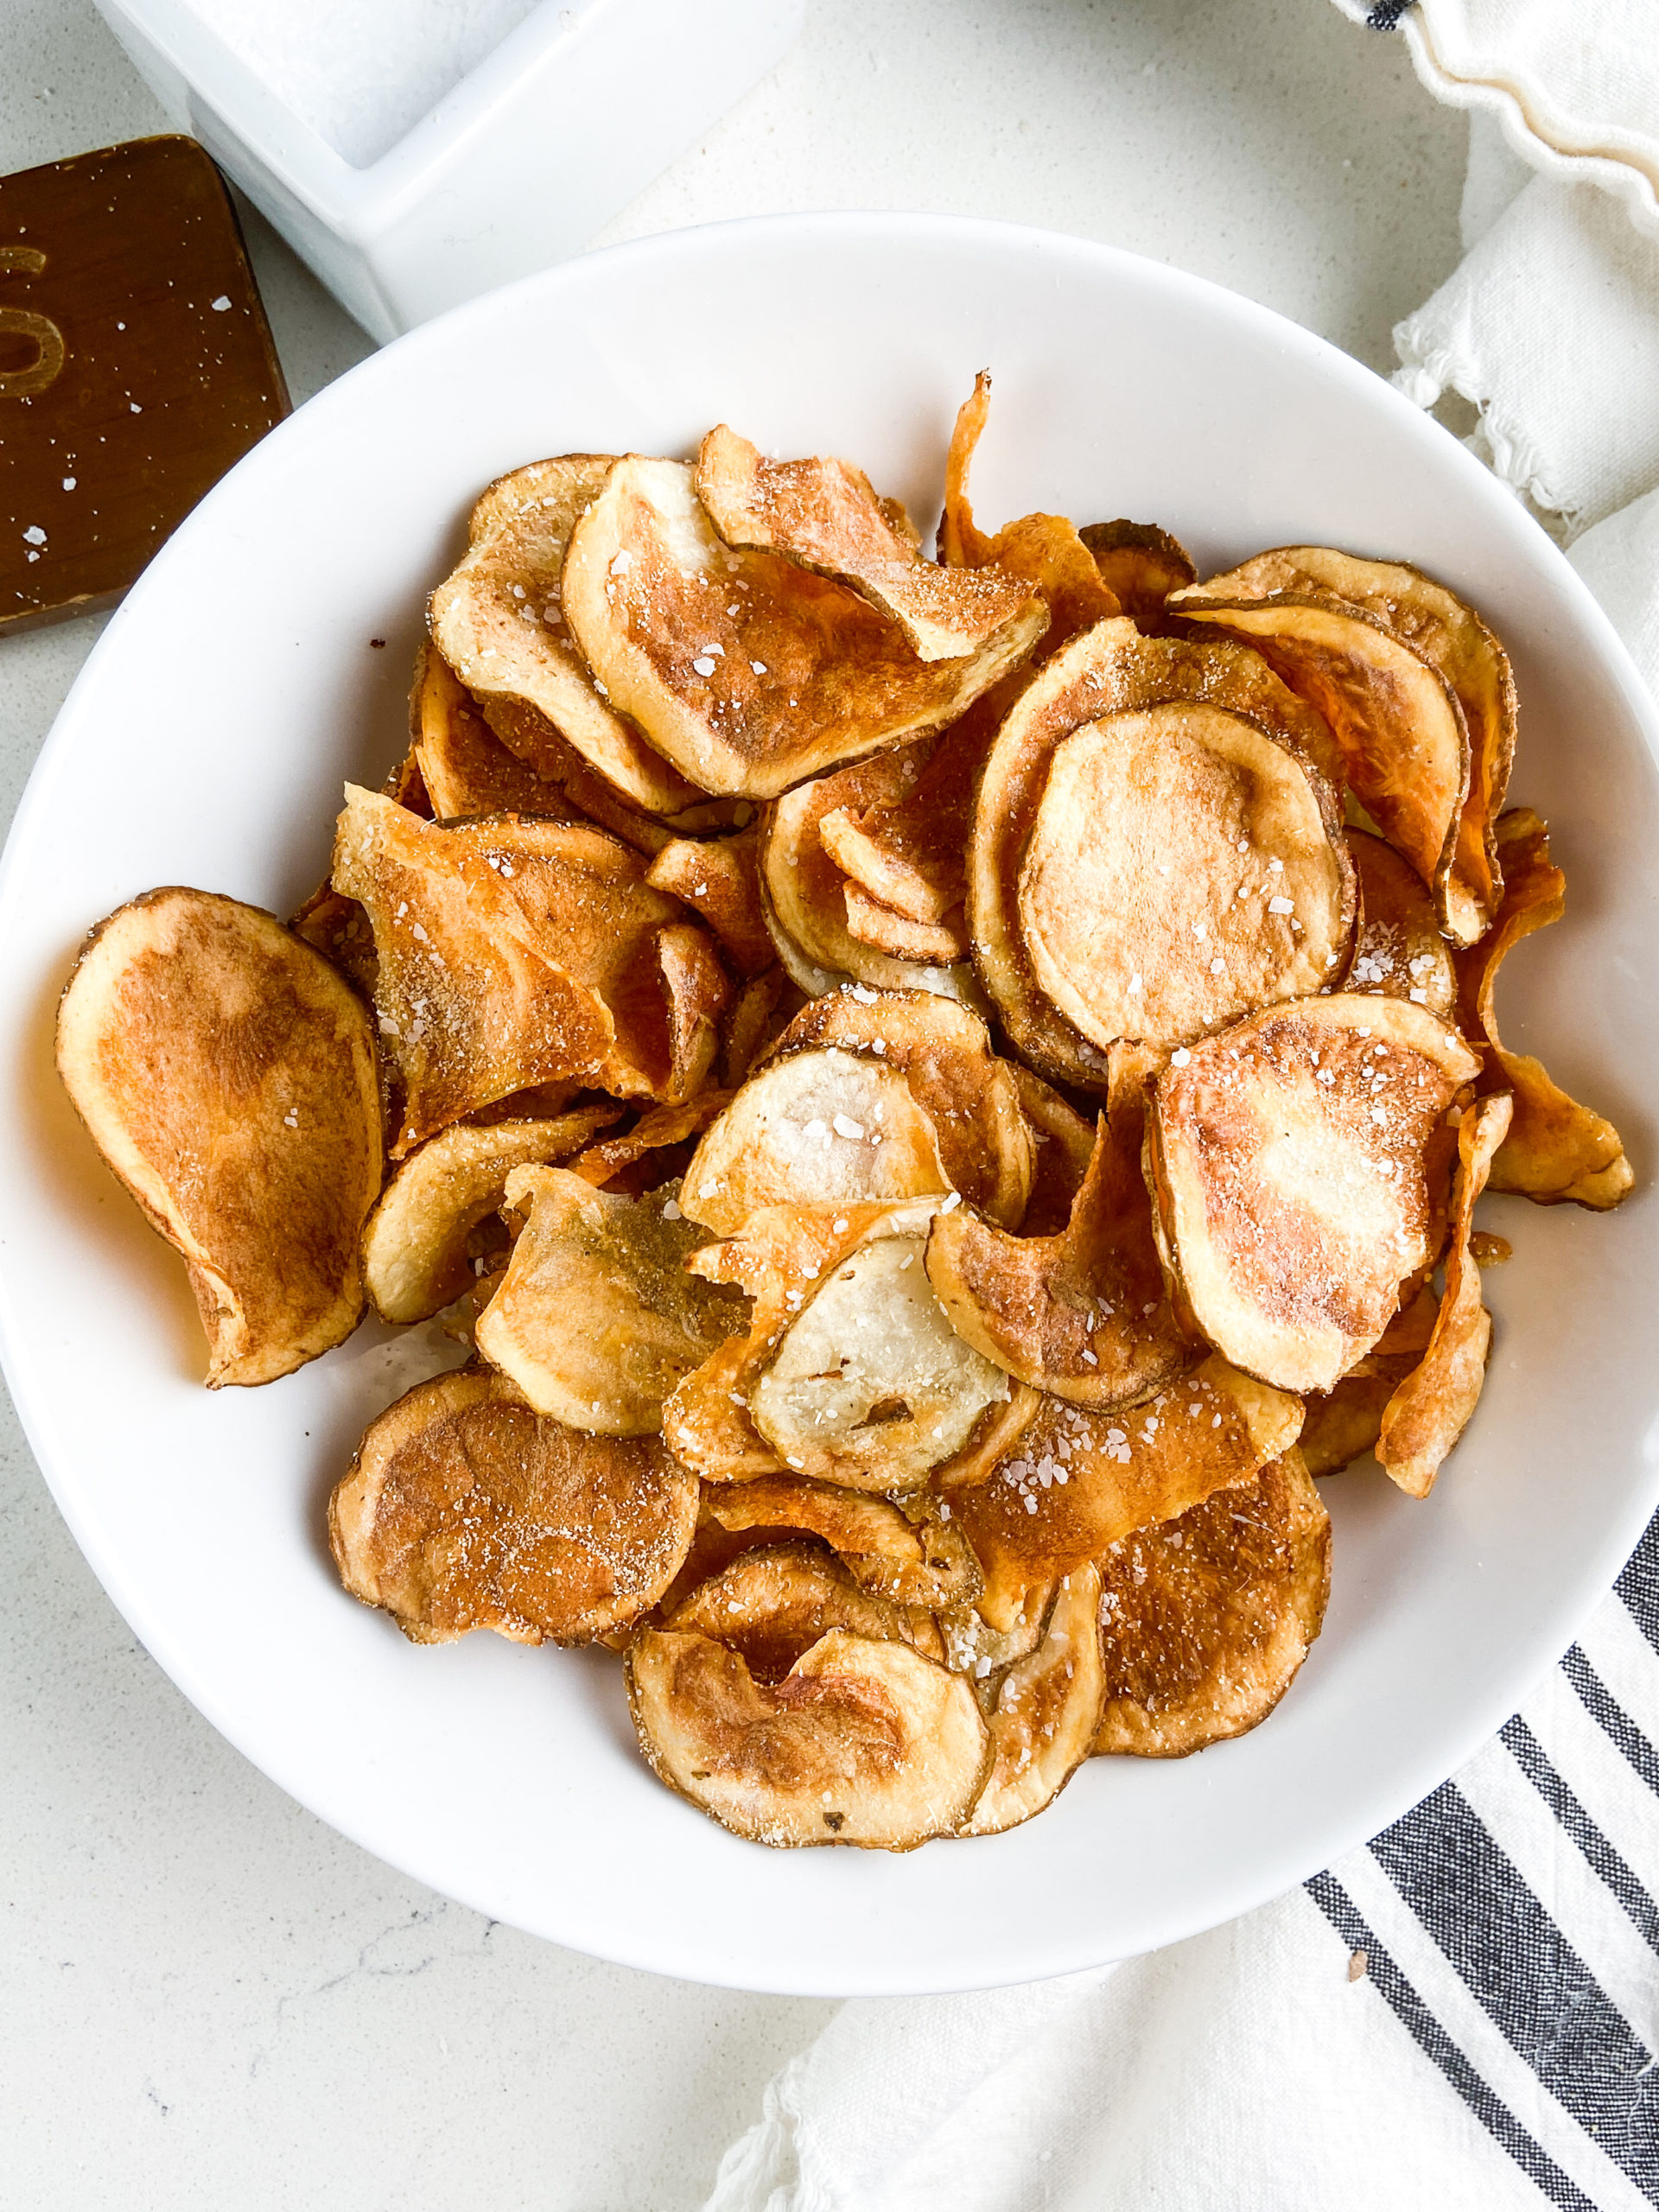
[567, 1092, 732, 1191]
[361, 1106, 620, 1324]
[626, 1625, 991, 1849]
[56, 887, 382, 1386]
[970, 619, 1355, 1087]
[1078, 520, 1198, 634]
[946, 1355, 1302, 1617]
[410, 643, 579, 822]
[290, 882, 380, 999]
[329, 1368, 697, 1644]
[1456, 810, 1633, 1209]
[680, 1048, 950, 1236]
[1376, 1091, 1512, 1497]
[1008, 1065, 1097, 1236]
[926, 1102, 1190, 1412]
[1093, 1448, 1331, 1758]
[1346, 829, 1457, 1019]
[645, 829, 773, 976]
[695, 423, 1046, 664]
[1148, 995, 1481, 1392]
[721, 968, 790, 1089]
[961, 1566, 1107, 1835]
[1296, 1363, 1413, 1477]
[667, 1541, 940, 1676]
[474, 1168, 747, 1433]
[702, 1475, 983, 1607]
[842, 881, 968, 965]
[656, 919, 728, 1104]
[560, 456, 1043, 799]
[763, 988, 1034, 1228]
[938, 1577, 1058, 1684]
[429, 454, 704, 814]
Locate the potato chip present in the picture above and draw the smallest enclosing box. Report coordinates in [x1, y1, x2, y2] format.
[1346, 828, 1457, 1020]
[429, 454, 704, 814]
[56, 887, 382, 1386]
[926, 1102, 1190, 1411]
[1008, 1065, 1096, 1235]
[474, 1168, 747, 1433]
[695, 423, 1046, 663]
[842, 881, 968, 965]
[970, 619, 1355, 1087]
[1376, 1091, 1512, 1497]
[410, 642, 578, 822]
[721, 968, 790, 1089]
[1148, 995, 1481, 1392]
[667, 1541, 940, 1677]
[946, 1355, 1303, 1612]
[290, 881, 380, 999]
[817, 719, 982, 928]
[656, 920, 728, 1104]
[566, 1092, 732, 1191]
[762, 988, 1034, 1228]
[961, 1566, 1107, 1835]
[1172, 549, 1516, 944]
[330, 1368, 697, 1644]
[1456, 810, 1632, 1209]
[1078, 520, 1197, 634]
[362, 1106, 620, 1324]
[645, 828, 773, 975]
[702, 1475, 983, 1607]
[679, 1047, 950, 1236]
[1092, 1448, 1331, 1757]
[938, 1577, 1058, 1684]
[626, 1625, 991, 1848]
[560, 456, 1042, 799]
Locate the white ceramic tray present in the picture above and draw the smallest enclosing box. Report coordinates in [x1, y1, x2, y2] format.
[3, 214, 1655, 1995]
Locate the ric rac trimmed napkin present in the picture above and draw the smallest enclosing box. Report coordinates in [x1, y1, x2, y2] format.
[702, 12, 1659, 2208]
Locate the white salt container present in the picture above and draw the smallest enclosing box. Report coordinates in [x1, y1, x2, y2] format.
[91, 0, 804, 343]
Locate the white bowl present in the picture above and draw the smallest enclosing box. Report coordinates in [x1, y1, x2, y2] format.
[3, 214, 1655, 1997]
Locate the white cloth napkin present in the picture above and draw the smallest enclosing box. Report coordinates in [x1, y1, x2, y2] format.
[702, 12, 1659, 2209]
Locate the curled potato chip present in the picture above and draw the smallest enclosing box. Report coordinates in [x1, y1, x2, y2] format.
[567, 1092, 732, 1191]
[817, 735, 971, 928]
[1456, 810, 1632, 1209]
[702, 1475, 982, 1606]
[1009, 1065, 1097, 1236]
[961, 1566, 1107, 1835]
[57, 888, 383, 1386]
[474, 1168, 747, 1434]
[842, 881, 968, 965]
[750, 1227, 1011, 1491]
[1376, 1091, 1512, 1497]
[1093, 1448, 1331, 1758]
[1172, 549, 1516, 944]
[429, 454, 703, 814]
[361, 1106, 620, 1323]
[626, 1625, 991, 1849]
[970, 619, 1354, 1086]
[1078, 520, 1197, 634]
[764, 988, 1034, 1228]
[939, 1577, 1058, 1683]
[1297, 1364, 1410, 1477]
[695, 423, 1045, 664]
[330, 1369, 697, 1644]
[1148, 995, 1481, 1392]
[410, 643, 578, 822]
[1346, 829, 1457, 1019]
[645, 829, 773, 975]
[926, 1100, 1189, 1411]
[667, 1541, 940, 1675]
[560, 457, 1041, 799]
[946, 1355, 1302, 1613]
[291, 881, 380, 1000]
[680, 1047, 950, 1236]
[721, 968, 789, 1089]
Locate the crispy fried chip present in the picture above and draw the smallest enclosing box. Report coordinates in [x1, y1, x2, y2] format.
[1092, 1448, 1331, 1757]
[721, 968, 789, 1088]
[842, 880, 968, 964]
[926, 1098, 1190, 1411]
[938, 1577, 1058, 1683]
[702, 1475, 982, 1606]
[410, 643, 578, 821]
[290, 881, 379, 999]
[361, 1106, 620, 1323]
[947, 1356, 1303, 1619]
[1172, 549, 1516, 944]
[970, 619, 1355, 1085]
[1296, 1364, 1410, 1477]
[764, 988, 1034, 1227]
[1148, 995, 1481, 1392]
[57, 888, 382, 1386]
[645, 828, 773, 975]
[1456, 810, 1633, 1209]
[962, 1566, 1107, 1835]
[329, 1369, 696, 1644]
[626, 1625, 991, 1848]
[667, 1541, 940, 1676]
[474, 1168, 747, 1433]
[567, 1092, 732, 1191]
[1009, 1065, 1097, 1236]
[1346, 829, 1457, 1019]
[680, 1048, 950, 1236]
[429, 454, 703, 814]
[1376, 1091, 1512, 1497]
[1078, 520, 1197, 634]
[560, 457, 1043, 799]
[695, 423, 1046, 663]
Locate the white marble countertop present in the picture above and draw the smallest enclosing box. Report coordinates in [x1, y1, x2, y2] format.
[0, 3, 1465, 2202]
